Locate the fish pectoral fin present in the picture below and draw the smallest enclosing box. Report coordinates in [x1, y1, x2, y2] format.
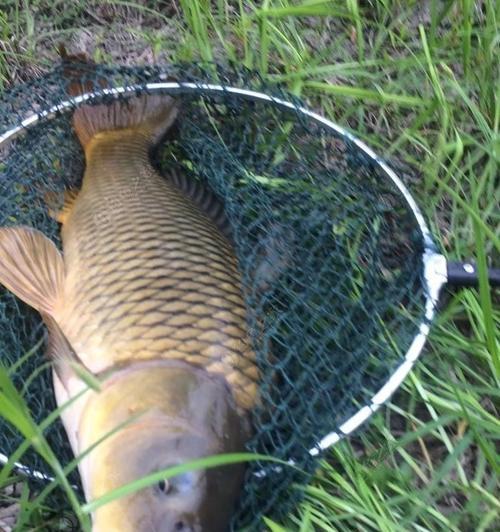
[45, 189, 79, 224]
[43, 314, 101, 393]
[0, 227, 99, 392]
[0, 226, 64, 314]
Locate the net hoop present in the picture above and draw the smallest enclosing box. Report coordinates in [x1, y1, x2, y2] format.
[0, 82, 448, 478]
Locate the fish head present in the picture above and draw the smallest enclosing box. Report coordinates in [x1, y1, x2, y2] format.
[78, 363, 250, 532]
[90, 427, 244, 532]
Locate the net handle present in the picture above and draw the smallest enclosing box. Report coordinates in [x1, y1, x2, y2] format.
[447, 261, 500, 287]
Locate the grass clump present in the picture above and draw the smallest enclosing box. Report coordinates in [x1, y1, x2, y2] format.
[1, 1, 499, 530]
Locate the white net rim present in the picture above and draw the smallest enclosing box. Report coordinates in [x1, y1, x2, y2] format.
[0, 82, 448, 479]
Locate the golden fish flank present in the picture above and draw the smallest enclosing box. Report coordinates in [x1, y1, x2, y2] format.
[0, 92, 258, 532]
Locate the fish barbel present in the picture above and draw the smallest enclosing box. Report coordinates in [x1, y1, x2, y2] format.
[0, 89, 258, 531]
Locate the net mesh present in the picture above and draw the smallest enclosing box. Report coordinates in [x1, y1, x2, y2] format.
[0, 63, 428, 529]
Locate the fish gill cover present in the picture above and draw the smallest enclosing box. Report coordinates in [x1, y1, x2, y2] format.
[0, 62, 426, 529]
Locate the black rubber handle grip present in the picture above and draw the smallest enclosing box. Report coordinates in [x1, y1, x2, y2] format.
[447, 261, 500, 287]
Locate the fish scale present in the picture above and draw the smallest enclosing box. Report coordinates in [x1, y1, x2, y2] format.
[54, 131, 258, 412]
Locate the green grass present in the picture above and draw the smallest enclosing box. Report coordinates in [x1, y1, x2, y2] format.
[0, 1, 499, 530]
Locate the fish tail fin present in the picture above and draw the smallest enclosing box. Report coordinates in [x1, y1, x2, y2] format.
[72, 94, 179, 150]
[0, 227, 64, 315]
[60, 47, 179, 150]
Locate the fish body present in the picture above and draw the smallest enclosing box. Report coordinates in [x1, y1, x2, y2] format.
[0, 92, 258, 531]
[58, 103, 257, 410]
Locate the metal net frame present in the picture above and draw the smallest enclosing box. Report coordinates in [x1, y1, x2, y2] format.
[0, 63, 445, 529]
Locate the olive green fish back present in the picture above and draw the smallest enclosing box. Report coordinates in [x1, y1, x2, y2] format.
[0, 63, 427, 530]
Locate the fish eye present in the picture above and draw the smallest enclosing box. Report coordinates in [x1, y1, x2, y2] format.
[156, 479, 171, 494]
[155, 472, 198, 496]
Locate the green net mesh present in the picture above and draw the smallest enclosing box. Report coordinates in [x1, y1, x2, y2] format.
[0, 63, 429, 529]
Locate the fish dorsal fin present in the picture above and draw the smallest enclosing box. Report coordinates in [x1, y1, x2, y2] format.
[168, 169, 233, 241]
[0, 226, 64, 314]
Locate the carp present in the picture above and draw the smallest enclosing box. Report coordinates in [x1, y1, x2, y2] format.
[0, 85, 258, 531]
